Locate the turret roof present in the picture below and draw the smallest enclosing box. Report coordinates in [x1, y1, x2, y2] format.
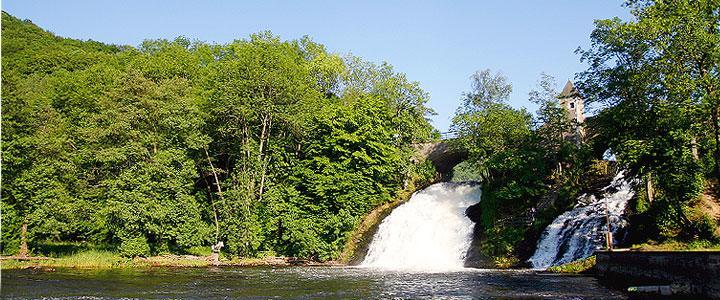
[559, 80, 579, 98]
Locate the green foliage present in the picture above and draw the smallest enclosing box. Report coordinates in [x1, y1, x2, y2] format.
[118, 236, 151, 258]
[451, 70, 600, 262]
[451, 70, 533, 170]
[450, 161, 483, 182]
[0, 201, 21, 255]
[588, 160, 612, 177]
[1, 12, 434, 260]
[547, 256, 596, 274]
[577, 0, 720, 241]
[413, 160, 438, 186]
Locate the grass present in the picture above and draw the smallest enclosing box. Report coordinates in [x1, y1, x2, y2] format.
[53, 250, 127, 268]
[546, 256, 596, 274]
[1, 249, 337, 270]
[185, 246, 212, 257]
[1, 250, 130, 270]
[629, 240, 720, 251]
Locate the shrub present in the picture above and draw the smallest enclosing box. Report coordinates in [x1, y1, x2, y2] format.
[118, 236, 151, 258]
[547, 255, 596, 273]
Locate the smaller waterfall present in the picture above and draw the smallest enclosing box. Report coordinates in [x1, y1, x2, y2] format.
[529, 172, 635, 269]
[360, 182, 480, 271]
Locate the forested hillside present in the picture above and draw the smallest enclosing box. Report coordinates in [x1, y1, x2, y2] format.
[1, 12, 437, 260]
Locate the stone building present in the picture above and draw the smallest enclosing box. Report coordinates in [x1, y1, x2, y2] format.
[559, 80, 585, 123]
[558, 80, 585, 141]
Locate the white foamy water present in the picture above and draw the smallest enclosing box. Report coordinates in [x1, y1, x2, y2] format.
[360, 182, 481, 271]
[529, 172, 635, 269]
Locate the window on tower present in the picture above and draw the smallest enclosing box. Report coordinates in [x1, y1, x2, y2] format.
[569, 102, 575, 108]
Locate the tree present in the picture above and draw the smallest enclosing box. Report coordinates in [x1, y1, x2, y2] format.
[1, 12, 436, 260]
[577, 0, 719, 239]
[451, 69, 533, 177]
[529, 74, 579, 178]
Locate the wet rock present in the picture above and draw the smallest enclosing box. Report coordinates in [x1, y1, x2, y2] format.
[464, 224, 494, 268]
[465, 203, 482, 223]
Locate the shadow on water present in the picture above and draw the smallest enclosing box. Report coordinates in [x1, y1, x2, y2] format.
[2, 267, 628, 299]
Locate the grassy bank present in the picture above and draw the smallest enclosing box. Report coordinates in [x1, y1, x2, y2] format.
[1, 250, 339, 270]
[546, 256, 596, 274]
[629, 240, 720, 251]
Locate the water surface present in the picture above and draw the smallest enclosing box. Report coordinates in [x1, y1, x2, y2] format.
[2, 266, 626, 299]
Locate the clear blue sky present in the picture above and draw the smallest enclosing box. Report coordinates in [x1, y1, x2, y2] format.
[3, 1, 630, 132]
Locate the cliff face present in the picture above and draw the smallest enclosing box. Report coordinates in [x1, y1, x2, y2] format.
[463, 204, 492, 267]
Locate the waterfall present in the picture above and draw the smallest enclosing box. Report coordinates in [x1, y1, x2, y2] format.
[360, 182, 480, 271]
[528, 172, 635, 269]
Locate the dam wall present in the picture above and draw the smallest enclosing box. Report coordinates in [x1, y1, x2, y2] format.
[595, 250, 720, 299]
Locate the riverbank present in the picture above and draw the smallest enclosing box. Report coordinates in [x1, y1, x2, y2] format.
[1, 251, 339, 270]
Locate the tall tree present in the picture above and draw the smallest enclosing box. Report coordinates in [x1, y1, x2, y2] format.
[451, 69, 533, 176]
[577, 0, 719, 238]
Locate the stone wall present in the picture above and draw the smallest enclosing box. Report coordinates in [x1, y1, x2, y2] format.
[595, 250, 720, 299]
[413, 142, 467, 178]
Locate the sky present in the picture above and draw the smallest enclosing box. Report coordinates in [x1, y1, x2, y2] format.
[3, 1, 631, 132]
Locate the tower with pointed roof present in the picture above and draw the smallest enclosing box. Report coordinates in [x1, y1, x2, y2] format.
[558, 80, 585, 142]
[559, 80, 585, 124]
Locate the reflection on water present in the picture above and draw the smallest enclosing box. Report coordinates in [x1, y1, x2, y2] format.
[2, 266, 626, 299]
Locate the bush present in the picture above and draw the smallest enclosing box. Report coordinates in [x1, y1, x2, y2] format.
[547, 256, 596, 273]
[118, 236, 151, 258]
[688, 213, 718, 241]
[588, 160, 611, 177]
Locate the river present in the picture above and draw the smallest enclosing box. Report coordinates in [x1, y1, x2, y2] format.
[2, 266, 626, 299]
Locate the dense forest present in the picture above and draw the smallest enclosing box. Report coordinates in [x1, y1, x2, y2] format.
[452, 0, 720, 265]
[1, 12, 437, 260]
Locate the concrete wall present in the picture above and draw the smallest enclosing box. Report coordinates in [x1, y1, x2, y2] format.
[595, 250, 720, 299]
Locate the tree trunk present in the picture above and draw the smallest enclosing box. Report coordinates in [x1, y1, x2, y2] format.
[205, 148, 226, 203]
[243, 123, 251, 163]
[691, 137, 699, 161]
[712, 106, 720, 179]
[646, 173, 654, 204]
[19, 219, 29, 258]
[258, 117, 272, 202]
[202, 176, 221, 242]
[557, 162, 562, 177]
[258, 114, 269, 161]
